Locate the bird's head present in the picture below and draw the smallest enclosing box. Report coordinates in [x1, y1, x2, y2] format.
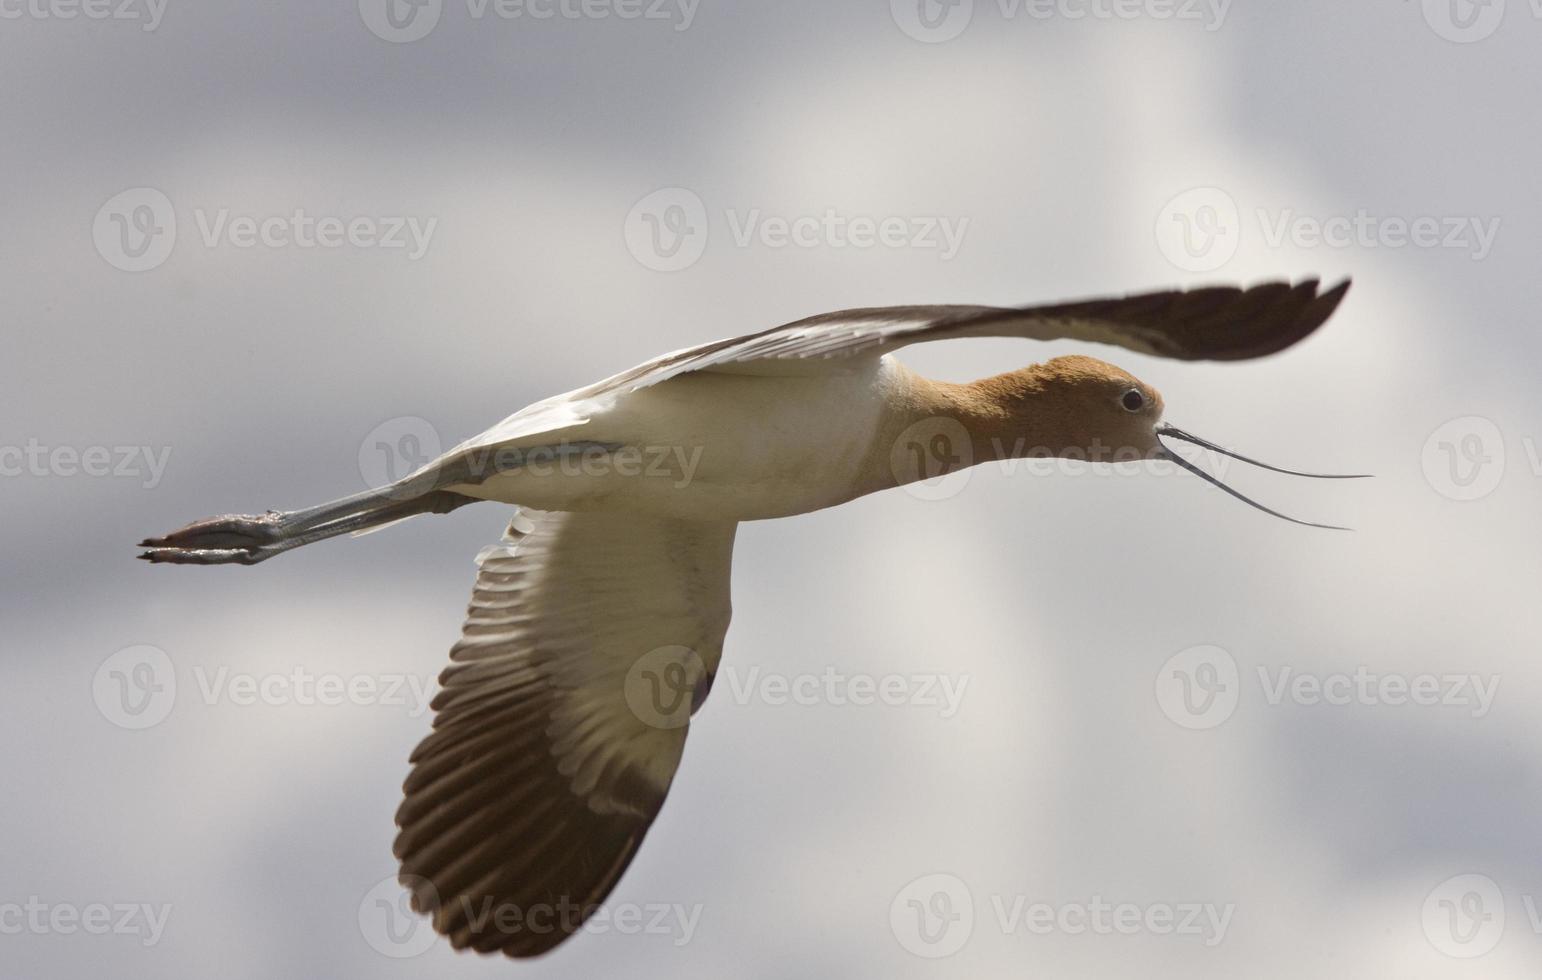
[977, 355, 1165, 461]
[973, 355, 1366, 528]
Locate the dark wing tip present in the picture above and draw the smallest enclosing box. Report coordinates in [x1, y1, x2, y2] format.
[1023, 276, 1354, 363]
[393, 691, 666, 958]
[394, 783, 649, 957]
[1295, 276, 1352, 337]
[1177, 276, 1353, 361]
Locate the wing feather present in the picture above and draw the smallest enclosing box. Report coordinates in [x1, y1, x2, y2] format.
[410, 279, 1349, 490]
[581, 278, 1350, 396]
[394, 508, 736, 957]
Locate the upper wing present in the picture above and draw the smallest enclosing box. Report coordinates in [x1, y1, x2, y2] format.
[410, 278, 1348, 479]
[585, 278, 1351, 396]
[394, 508, 737, 957]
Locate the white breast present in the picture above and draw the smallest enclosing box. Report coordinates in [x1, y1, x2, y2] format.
[450, 357, 906, 521]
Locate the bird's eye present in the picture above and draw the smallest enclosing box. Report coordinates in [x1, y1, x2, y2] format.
[1120, 388, 1146, 413]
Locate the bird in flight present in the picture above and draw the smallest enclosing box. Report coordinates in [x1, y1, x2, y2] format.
[141, 278, 1361, 957]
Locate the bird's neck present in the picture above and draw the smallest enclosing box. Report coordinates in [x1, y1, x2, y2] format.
[872, 364, 1074, 491]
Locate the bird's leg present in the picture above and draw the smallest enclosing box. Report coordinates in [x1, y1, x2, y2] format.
[139, 488, 479, 566]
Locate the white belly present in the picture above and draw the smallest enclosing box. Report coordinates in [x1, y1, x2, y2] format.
[449, 359, 899, 521]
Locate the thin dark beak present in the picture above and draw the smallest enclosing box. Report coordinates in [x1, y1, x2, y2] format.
[1156, 424, 1372, 479]
[1155, 423, 1370, 531]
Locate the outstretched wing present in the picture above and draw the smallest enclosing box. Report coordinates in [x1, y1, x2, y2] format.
[394, 508, 737, 957]
[412, 279, 1349, 474]
[587, 278, 1350, 395]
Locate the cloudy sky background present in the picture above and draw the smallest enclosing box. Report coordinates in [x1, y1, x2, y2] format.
[4, 0, 1541, 976]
